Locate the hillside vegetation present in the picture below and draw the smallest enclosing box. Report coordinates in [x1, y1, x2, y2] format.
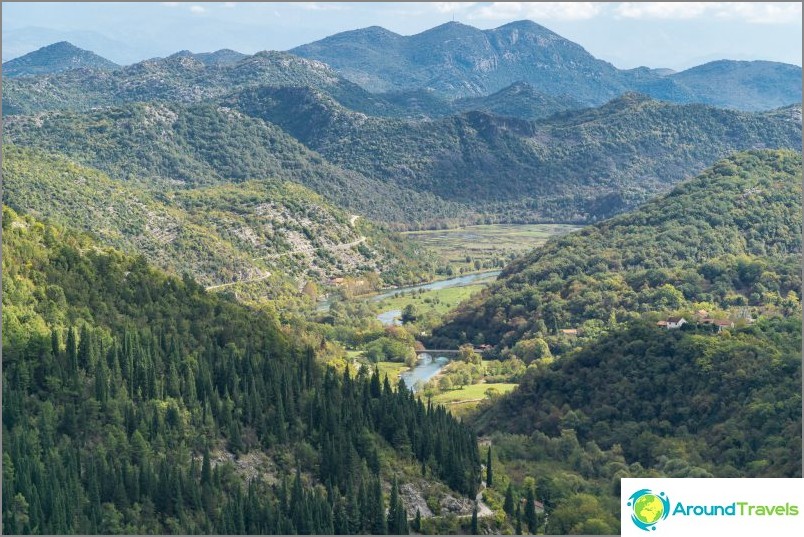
[2, 206, 481, 534]
[228, 87, 801, 222]
[2, 146, 433, 302]
[433, 150, 802, 350]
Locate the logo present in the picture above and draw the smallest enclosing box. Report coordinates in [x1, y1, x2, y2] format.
[628, 489, 670, 531]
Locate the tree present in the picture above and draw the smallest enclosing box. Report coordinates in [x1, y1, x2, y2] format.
[471, 504, 479, 535]
[525, 486, 537, 533]
[459, 344, 481, 365]
[503, 483, 515, 516]
[515, 502, 522, 535]
[486, 447, 493, 488]
[438, 376, 453, 392]
[401, 304, 418, 324]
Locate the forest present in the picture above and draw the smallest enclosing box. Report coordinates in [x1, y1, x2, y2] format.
[2, 206, 480, 534]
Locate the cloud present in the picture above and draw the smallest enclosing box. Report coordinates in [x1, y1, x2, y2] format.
[431, 2, 478, 14]
[470, 2, 603, 21]
[614, 2, 801, 24]
[190, 5, 206, 14]
[223, 2, 237, 7]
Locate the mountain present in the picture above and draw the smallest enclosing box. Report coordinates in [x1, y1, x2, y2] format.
[2, 205, 481, 533]
[669, 60, 804, 111]
[451, 82, 582, 120]
[291, 21, 628, 103]
[189, 48, 248, 66]
[431, 150, 802, 351]
[1, 49, 397, 117]
[225, 86, 801, 222]
[291, 20, 802, 111]
[1, 145, 432, 298]
[2, 101, 469, 226]
[1, 41, 119, 77]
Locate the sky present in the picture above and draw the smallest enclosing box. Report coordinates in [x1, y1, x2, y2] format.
[2, 2, 802, 70]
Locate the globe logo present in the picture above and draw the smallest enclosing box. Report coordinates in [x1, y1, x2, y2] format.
[627, 489, 670, 531]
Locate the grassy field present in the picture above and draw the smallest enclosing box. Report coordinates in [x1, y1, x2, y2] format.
[375, 282, 489, 318]
[403, 224, 582, 272]
[376, 361, 409, 386]
[428, 382, 518, 417]
[431, 383, 518, 404]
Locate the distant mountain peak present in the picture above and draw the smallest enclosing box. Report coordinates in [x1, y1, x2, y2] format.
[3, 40, 119, 77]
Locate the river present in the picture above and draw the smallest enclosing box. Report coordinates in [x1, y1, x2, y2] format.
[400, 354, 449, 392]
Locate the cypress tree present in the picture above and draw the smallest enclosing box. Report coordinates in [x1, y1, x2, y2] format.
[525, 487, 537, 534]
[471, 504, 479, 535]
[515, 502, 522, 535]
[486, 447, 493, 487]
[414, 509, 421, 533]
[503, 483, 515, 516]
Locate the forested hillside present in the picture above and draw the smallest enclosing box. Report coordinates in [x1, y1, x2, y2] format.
[2, 206, 481, 534]
[227, 87, 801, 222]
[433, 150, 802, 350]
[2, 146, 432, 297]
[472, 317, 802, 478]
[2, 102, 468, 225]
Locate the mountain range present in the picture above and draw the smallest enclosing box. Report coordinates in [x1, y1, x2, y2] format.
[291, 20, 802, 111]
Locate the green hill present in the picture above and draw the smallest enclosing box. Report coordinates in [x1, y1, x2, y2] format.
[1, 146, 433, 301]
[2, 102, 468, 226]
[2, 205, 481, 533]
[226, 88, 801, 222]
[471, 317, 801, 478]
[432, 150, 802, 350]
[2, 41, 119, 78]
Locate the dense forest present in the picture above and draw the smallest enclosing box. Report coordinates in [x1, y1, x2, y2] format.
[2, 206, 481, 534]
[472, 318, 802, 479]
[433, 150, 802, 351]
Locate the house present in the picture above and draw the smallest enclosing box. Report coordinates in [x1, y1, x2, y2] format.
[560, 329, 579, 337]
[693, 309, 709, 320]
[656, 320, 668, 327]
[665, 317, 687, 329]
[712, 320, 735, 333]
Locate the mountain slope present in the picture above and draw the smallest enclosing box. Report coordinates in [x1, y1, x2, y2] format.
[432, 150, 802, 350]
[2, 102, 468, 225]
[669, 60, 804, 111]
[1, 41, 119, 77]
[1, 146, 432, 298]
[226, 87, 801, 222]
[291, 20, 802, 110]
[472, 317, 801, 479]
[2, 205, 481, 533]
[1, 49, 396, 117]
[291, 20, 627, 103]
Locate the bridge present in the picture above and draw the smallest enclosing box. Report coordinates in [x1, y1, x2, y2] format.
[414, 348, 486, 356]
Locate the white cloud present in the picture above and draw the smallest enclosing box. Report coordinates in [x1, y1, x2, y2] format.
[223, 2, 237, 7]
[431, 2, 478, 14]
[190, 5, 206, 14]
[614, 2, 801, 24]
[470, 2, 603, 21]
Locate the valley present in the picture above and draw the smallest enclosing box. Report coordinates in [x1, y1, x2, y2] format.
[2, 11, 801, 537]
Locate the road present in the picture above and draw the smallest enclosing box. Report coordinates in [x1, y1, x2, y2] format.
[205, 272, 271, 291]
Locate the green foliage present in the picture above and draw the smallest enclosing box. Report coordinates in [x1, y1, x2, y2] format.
[475, 318, 802, 478]
[435, 150, 802, 351]
[2, 207, 481, 534]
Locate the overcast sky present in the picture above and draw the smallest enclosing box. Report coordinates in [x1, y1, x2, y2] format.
[3, 2, 802, 70]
